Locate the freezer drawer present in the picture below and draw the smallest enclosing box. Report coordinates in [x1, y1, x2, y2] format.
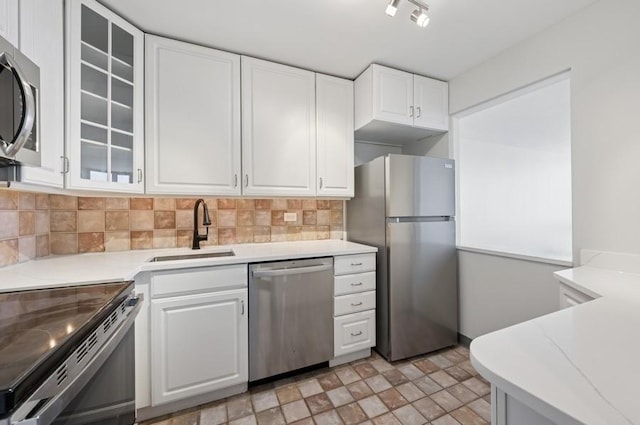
[249, 258, 334, 381]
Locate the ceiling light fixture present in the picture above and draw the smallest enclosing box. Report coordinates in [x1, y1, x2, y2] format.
[385, 0, 400, 17]
[385, 0, 431, 28]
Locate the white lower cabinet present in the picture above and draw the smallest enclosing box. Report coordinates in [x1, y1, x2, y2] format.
[151, 289, 247, 405]
[332, 254, 377, 362]
[137, 264, 248, 413]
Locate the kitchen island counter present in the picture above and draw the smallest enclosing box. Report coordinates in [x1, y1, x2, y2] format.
[470, 262, 640, 425]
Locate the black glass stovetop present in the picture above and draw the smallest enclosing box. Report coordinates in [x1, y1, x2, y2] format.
[0, 282, 132, 417]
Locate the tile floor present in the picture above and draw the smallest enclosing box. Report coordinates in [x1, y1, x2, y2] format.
[143, 346, 491, 425]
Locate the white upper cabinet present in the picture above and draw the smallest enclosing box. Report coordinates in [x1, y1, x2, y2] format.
[66, 0, 144, 193]
[355, 64, 449, 143]
[413, 74, 449, 131]
[145, 35, 241, 195]
[316, 74, 354, 197]
[0, 0, 19, 46]
[18, 0, 65, 188]
[241, 56, 316, 197]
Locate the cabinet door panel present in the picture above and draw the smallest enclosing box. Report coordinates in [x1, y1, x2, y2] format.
[373, 65, 413, 126]
[316, 74, 354, 197]
[413, 75, 448, 131]
[242, 57, 316, 197]
[19, 0, 65, 188]
[146, 35, 241, 195]
[151, 289, 248, 405]
[66, 0, 144, 193]
[0, 0, 18, 46]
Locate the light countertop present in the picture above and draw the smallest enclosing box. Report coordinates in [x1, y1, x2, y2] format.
[470, 264, 640, 425]
[0, 240, 377, 293]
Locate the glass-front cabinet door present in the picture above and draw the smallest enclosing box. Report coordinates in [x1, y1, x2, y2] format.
[66, 0, 144, 192]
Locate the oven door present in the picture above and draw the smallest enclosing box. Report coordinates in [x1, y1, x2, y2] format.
[9, 296, 141, 425]
[0, 36, 39, 166]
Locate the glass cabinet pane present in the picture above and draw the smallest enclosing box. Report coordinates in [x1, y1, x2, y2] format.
[81, 64, 108, 98]
[81, 123, 107, 144]
[111, 103, 133, 133]
[111, 147, 133, 183]
[112, 59, 133, 82]
[81, 44, 108, 70]
[112, 130, 133, 150]
[81, 142, 108, 181]
[81, 5, 108, 53]
[112, 78, 133, 107]
[81, 93, 108, 126]
[111, 24, 134, 66]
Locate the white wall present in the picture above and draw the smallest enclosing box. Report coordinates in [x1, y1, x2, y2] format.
[449, 0, 640, 338]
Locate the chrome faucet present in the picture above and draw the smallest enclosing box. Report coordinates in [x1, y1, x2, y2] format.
[192, 199, 212, 250]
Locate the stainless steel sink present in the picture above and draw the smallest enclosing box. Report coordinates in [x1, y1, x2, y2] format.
[149, 251, 235, 262]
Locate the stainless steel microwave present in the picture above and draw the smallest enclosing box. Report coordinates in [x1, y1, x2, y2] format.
[0, 35, 40, 168]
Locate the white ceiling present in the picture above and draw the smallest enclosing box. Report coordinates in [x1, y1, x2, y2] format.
[100, 0, 598, 81]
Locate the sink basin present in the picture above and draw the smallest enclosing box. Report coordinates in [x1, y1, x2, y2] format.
[149, 251, 235, 262]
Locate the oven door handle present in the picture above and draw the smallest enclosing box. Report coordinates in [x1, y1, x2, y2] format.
[12, 295, 143, 425]
[0, 51, 36, 158]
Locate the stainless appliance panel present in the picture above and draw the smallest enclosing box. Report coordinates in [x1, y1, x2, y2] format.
[249, 258, 334, 381]
[0, 34, 40, 167]
[387, 220, 458, 361]
[386, 155, 455, 218]
[346, 158, 390, 358]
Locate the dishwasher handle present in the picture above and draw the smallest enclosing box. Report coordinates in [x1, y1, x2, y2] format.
[252, 263, 332, 278]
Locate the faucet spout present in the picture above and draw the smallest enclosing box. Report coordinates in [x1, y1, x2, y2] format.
[192, 199, 211, 250]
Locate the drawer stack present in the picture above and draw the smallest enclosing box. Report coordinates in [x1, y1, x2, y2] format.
[333, 253, 376, 358]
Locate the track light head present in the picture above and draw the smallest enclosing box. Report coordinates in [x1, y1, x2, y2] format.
[410, 7, 430, 27]
[385, 0, 400, 17]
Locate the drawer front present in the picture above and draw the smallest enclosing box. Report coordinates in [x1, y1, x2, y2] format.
[152, 264, 248, 298]
[334, 310, 376, 357]
[334, 272, 376, 295]
[334, 253, 376, 275]
[334, 291, 376, 316]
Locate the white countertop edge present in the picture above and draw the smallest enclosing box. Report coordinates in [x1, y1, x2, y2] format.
[457, 245, 573, 267]
[0, 240, 378, 292]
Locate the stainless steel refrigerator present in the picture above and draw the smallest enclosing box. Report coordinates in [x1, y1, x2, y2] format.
[347, 154, 458, 361]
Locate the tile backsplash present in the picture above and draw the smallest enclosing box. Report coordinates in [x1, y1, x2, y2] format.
[0, 189, 345, 267]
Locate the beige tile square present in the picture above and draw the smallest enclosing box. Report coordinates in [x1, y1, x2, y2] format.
[36, 234, 49, 258]
[327, 387, 355, 407]
[391, 404, 426, 425]
[130, 210, 154, 231]
[78, 197, 105, 210]
[252, 391, 279, 413]
[18, 236, 36, 263]
[316, 225, 330, 240]
[236, 226, 254, 244]
[271, 211, 285, 226]
[130, 198, 153, 210]
[19, 192, 36, 210]
[302, 226, 317, 241]
[331, 210, 343, 225]
[19, 211, 35, 236]
[358, 395, 389, 418]
[238, 210, 254, 226]
[176, 209, 193, 229]
[218, 228, 236, 245]
[281, 400, 310, 423]
[176, 198, 197, 209]
[218, 210, 237, 227]
[105, 197, 129, 210]
[50, 211, 77, 232]
[255, 199, 272, 210]
[429, 371, 458, 389]
[271, 199, 287, 210]
[153, 230, 177, 248]
[78, 210, 105, 232]
[49, 194, 77, 210]
[0, 239, 18, 266]
[200, 403, 227, 425]
[286, 226, 303, 241]
[287, 199, 302, 209]
[0, 190, 18, 210]
[78, 232, 105, 253]
[331, 200, 344, 210]
[237, 199, 255, 210]
[317, 200, 331, 210]
[317, 210, 330, 225]
[430, 391, 462, 412]
[270, 226, 287, 242]
[35, 193, 49, 210]
[154, 211, 176, 229]
[0, 211, 19, 239]
[35, 211, 49, 234]
[218, 199, 236, 209]
[105, 231, 130, 252]
[131, 231, 153, 250]
[297, 379, 323, 398]
[253, 226, 271, 243]
[154, 198, 176, 210]
[330, 225, 344, 240]
[302, 199, 317, 210]
[177, 230, 192, 248]
[50, 233, 77, 255]
[105, 211, 129, 231]
[412, 396, 446, 422]
[303, 211, 317, 225]
[255, 210, 271, 226]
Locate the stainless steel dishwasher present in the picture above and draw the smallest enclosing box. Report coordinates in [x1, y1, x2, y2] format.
[249, 257, 334, 381]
